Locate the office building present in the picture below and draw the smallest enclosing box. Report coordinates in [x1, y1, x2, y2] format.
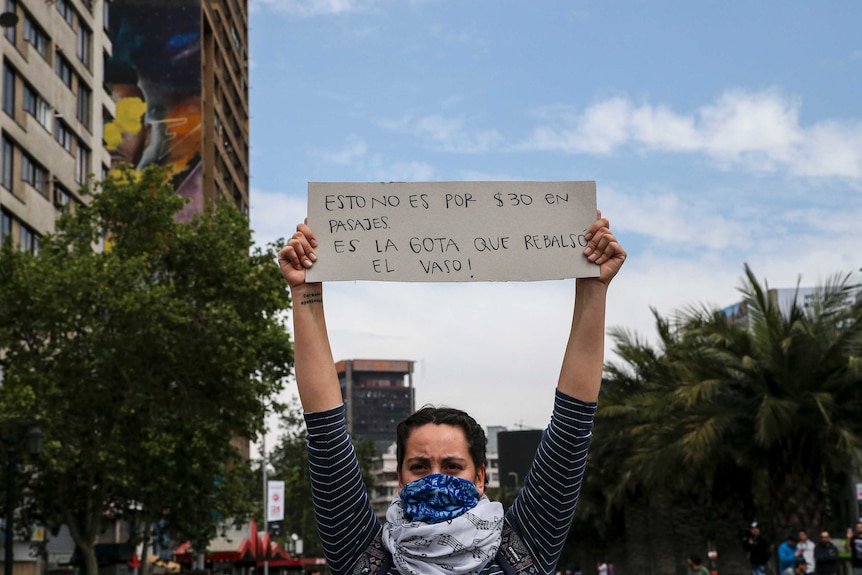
[336, 359, 415, 454]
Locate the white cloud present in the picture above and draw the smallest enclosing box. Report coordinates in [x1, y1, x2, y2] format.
[250, 0, 377, 17]
[793, 120, 862, 178]
[249, 187, 308, 248]
[368, 161, 436, 182]
[309, 136, 435, 181]
[602, 185, 752, 251]
[522, 90, 862, 179]
[313, 136, 369, 165]
[382, 114, 505, 153]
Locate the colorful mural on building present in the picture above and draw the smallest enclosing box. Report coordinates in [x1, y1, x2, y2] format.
[105, 0, 203, 222]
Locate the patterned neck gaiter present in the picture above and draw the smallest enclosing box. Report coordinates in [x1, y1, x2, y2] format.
[400, 473, 480, 524]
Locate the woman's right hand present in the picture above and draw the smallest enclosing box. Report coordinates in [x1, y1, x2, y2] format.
[278, 220, 318, 289]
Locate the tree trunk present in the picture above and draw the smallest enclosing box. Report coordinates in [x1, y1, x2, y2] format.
[65, 502, 102, 575]
[648, 489, 679, 575]
[770, 463, 822, 538]
[623, 494, 653, 575]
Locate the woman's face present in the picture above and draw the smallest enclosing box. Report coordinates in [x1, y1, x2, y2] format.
[397, 423, 485, 495]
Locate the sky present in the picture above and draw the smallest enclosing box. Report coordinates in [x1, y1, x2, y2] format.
[245, 0, 862, 440]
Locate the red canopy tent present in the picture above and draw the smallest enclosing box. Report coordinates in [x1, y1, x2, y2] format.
[173, 522, 325, 570]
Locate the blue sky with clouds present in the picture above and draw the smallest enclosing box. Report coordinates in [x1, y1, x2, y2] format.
[247, 0, 862, 432]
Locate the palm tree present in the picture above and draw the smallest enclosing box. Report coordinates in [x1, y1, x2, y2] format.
[681, 265, 862, 535]
[592, 264, 862, 572]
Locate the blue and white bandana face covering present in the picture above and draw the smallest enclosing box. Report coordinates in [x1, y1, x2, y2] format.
[400, 473, 480, 524]
[383, 473, 504, 575]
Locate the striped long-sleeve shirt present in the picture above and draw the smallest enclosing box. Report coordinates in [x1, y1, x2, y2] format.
[304, 390, 596, 575]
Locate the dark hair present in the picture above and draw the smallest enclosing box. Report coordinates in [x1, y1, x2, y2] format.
[396, 406, 487, 471]
[688, 555, 702, 566]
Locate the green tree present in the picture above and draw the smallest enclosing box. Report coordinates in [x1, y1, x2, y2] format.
[593, 265, 862, 573]
[265, 400, 377, 558]
[0, 166, 294, 575]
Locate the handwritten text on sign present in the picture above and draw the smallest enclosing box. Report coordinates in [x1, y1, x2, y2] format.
[306, 181, 598, 282]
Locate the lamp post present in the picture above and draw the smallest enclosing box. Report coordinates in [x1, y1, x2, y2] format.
[4, 426, 43, 575]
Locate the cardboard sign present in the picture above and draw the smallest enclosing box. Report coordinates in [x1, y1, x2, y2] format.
[306, 181, 598, 282]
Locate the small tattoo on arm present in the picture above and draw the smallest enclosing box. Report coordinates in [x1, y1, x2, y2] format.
[300, 292, 323, 305]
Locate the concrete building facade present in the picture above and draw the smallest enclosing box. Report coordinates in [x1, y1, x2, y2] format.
[1, 0, 250, 254]
[1, 0, 112, 253]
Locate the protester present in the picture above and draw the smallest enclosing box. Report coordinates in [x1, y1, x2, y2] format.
[814, 531, 839, 575]
[778, 533, 802, 574]
[797, 530, 815, 575]
[742, 522, 772, 575]
[278, 213, 626, 575]
[782, 558, 808, 575]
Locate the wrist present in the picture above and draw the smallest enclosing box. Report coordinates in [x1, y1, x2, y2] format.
[290, 283, 324, 306]
[576, 277, 609, 297]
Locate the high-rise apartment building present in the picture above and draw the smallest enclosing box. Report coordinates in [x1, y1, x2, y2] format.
[1, 0, 249, 256]
[106, 0, 249, 221]
[336, 359, 416, 453]
[1, 0, 112, 253]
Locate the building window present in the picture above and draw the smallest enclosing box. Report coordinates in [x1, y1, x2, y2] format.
[54, 117, 72, 151]
[21, 153, 47, 196]
[55, 53, 72, 87]
[75, 141, 89, 184]
[0, 210, 11, 245]
[23, 14, 48, 58]
[55, 0, 74, 26]
[3, 1, 14, 43]
[76, 82, 91, 128]
[54, 184, 72, 211]
[1, 136, 12, 190]
[77, 23, 91, 68]
[23, 84, 52, 132]
[2, 63, 14, 116]
[19, 224, 38, 254]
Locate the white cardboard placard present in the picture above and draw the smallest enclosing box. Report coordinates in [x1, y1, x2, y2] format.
[306, 181, 598, 282]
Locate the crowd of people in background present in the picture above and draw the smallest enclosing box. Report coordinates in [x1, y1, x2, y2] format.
[738, 519, 862, 575]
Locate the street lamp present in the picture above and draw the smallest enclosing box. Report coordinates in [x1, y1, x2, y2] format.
[4, 426, 43, 575]
[287, 534, 303, 557]
[0, 12, 17, 29]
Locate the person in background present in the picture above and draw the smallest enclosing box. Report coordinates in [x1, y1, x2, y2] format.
[687, 555, 710, 575]
[742, 522, 772, 575]
[797, 530, 815, 575]
[782, 558, 808, 575]
[847, 521, 862, 575]
[813, 531, 839, 575]
[778, 533, 802, 574]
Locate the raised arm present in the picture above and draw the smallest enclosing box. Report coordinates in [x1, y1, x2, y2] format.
[558, 213, 626, 401]
[278, 222, 343, 413]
